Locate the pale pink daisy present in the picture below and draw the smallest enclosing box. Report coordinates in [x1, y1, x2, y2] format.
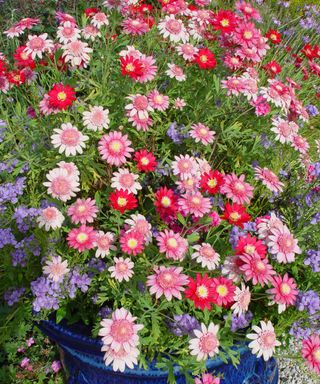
[147, 266, 189, 301]
[220, 173, 254, 205]
[172, 154, 198, 180]
[37, 207, 64, 231]
[176, 43, 198, 61]
[136, 54, 157, 83]
[98, 131, 133, 166]
[221, 255, 243, 283]
[189, 323, 220, 361]
[43, 256, 70, 282]
[239, 253, 276, 286]
[67, 198, 98, 224]
[108, 257, 134, 282]
[44, 167, 80, 202]
[291, 134, 309, 155]
[39, 94, 57, 115]
[254, 166, 284, 193]
[124, 214, 152, 244]
[127, 113, 153, 132]
[99, 307, 143, 355]
[51, 123, 88, 156]
[268, 225, 301, 263]
[166, 63, 186, 81]
[91, 12, 109, 29]
[83, 106, 110, 131]
[256, 212, 283, 242]
[147, 90, 169, 111]
[82, 25, 101, 41]
[178, 192, 212, 218]
[260, 79, 291, 110]
[156, 229, 188, 261]
[247, 321, 281, 361]
[94, 231, 116, 258]
[190, 123, 215, 146]
[0, 75, 9, 94]
[271, 117, 299, 144]
[122, 18, 149, 35]
[101, 345, 139, 372]
[25, 33, 54, 59]
[267, 273, 298, 313]
[176, 175, 200, 193]
[57, 21, 81, 44]
[67, 225, 97, 252]
[125, 94, 153, 120]
[173, 98, 186, 110]
[196, 158, 211, 175]
[191, 243, 220, 270]
[57, 161, 80, 181]
[158, 15, 189, 43]
[4, 25, 24, 38]
[231, 283, 251, 315]
[221, 76, 245, 97]
[111, 169, 141, 195]
[62, 40, 93, 68]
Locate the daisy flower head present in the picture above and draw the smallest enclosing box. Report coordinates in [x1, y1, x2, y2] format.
[108, 257, 134, 282]
[211, 10, 238, 34]
[256, 212, 283, 241]
[211, 277, 236, 307]
[301, 334, 320, 375]
[266, 29, 281, 44]
[57, 21, 81, 44]
[176, 43, 199, 61]
[189, 322, 220, 361]
[173, 98, 186, 110]
[109, 189, 137, 214]
[134, 149, 157, 173]
[25, 33, 54, 59]
[120, 55, 143, 80]
[125, 214, 152, 245]
[158, 15, 189, 43]
[172, 154, 198, 180]
[101, 344, 139, 372]
[268, 225, 301, 263]
[291, 134, 310, 155]
[178, 191, 212, 218]
[195, 48, 217, 70]
[185, 273, 215, 311]
[47, 83, 76, 111]
[190, 123, 215, 145]
[111, 169, 141, 195]
[135, 54, 157, 83]
[239, 253, 276, 287]
[67, 225, 97, 252]
[195, 374, 220, 384]
[156, 229, 188, 261]
[200, 170, 224, 195]
[125, 94, 153, 120]
[44, 167, 80, 202]
[147, 266, 189, 301]
[220, 173, 254, 205]
[62, 39, 93, 68]
[231, 283, 251, 315]
[122, 18, 149, 36]
[236, 1, 261, 21]
[147, 90, 169, 111]
[120, 230, 145, 256]
[235, 234, 267, 258]
[166, 63, 186, 81]
[37, 207, 64, 231]
[51, 123, 88, 156]
[91, 12, 109, 29]
[82, 24, 101, 41]
[247, 321, 281, 361]
[154, 186, 178, 220]
[254, 166, 284, 193]
[67, 198, 98, 224]
[267, 273, 298, 313]
[83, 106, 110, 131]
[222, 202, 252, 228]
[57, 161, 80, 181]
[271, 117, 299, 144]
[221, 255, 243, 283]
[99, 131, 133, 166]
[94, 231, 116, 258]
[43, 256, 70, 282]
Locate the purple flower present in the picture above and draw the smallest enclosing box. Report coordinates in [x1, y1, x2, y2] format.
[306, 104, 319, 116]
[229, 226, 247, 249]
[13, 206, 41, 232]
[0, 228, 17, 249]
[304, 248, 320, 272]
[51, 360, 61, 373]
[295, 290, 320, 315]
[0, 177, 26, 205]
[4, 287, 25, 306]
[168, 314, 200, 337]
[166, 122, 188, 144]
[230, 312, 253, 332]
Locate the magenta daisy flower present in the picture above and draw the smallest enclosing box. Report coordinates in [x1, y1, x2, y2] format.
[99, 131, 134, 166]
[120, 230, 145, 256]
[178, 191, 212, 218]
[122, 18, 149, 36]
[271, 117, 298, 144]
[291, 134, 309, 155]
[125, 214, 152, 245]
[67, 198, 98, 224]
[254, 166, 284, 193]
[239, 253, 276, 286]
[268, 225, 301, 263]
[190, 123, 215, 146]
[220, 173, 254, 205]
[147, 90, 169, 111]
[108, 257, 134, 282]
[176, 43, 198, 61]
[156, 229, 188, 261]
[67, 225, 97, 252]
[301, 334, 320, 376]
[146, 266, 189, 301]
[267, 273, 298, 313]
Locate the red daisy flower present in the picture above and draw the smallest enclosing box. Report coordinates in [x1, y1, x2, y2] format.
[211, 10, 238, 34]
[109, 189, 137, 214]
[211, 276, 236, 307]
[264, 60, 282, 77]
[85, 8, 99, 17]
[195, 48, 217, 70]
[235, 234, 267, 258]
[120, 56, 144, 80]
[185, 273, 215, 311]
[13, 46, 35, 69]
[47, 83, 76, 110]
[221, 202, 252, 228]
[200, 170, 224, 194]
[134, 149, 157, 173]
[154, 186, 178, 220]
[7, 70, 26, 86]
[301, 44, 318, 60]
[265, 29, 281, 44]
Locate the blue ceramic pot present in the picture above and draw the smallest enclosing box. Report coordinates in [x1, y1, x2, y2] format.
[38, 319, 278, 384]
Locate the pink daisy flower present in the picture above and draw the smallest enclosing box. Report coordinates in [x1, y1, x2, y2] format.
[211, 277, 236, 307]
[176, 175, 200, 193]
[136, 54, 157, 83]
[99, 307, 143, 352]
[108, 257, 134, 282]
[82, 24, 101, 41]
[176, 43, 198, 61]
[51, 123, 88, 156]
[111, 169, 141, 195]
[4, 25, 24, 38]
[239, 253, 276, 286]
[178, 191, 212, 218]
[261, 79, 291, 110]
[37, 207, 64, 231]
[57, 161, 80, 180]
[125, 214, 152, 245]
[231, 283, 251, 315]
[99, 131, 134, 166]
[101, 345, 139, 372]
[247, 321, 281, 361]
[271, 117, 299, 144]
[191, 243, 220, 270]
[83, 106, 110, 131]
[236, 1, 261, 21]
[125, 94, 153, 120]
[127, 112, 153, 132]
[25, 33, 54, 59]
[91, 12, 109, 29]
[268, 225, 301, 263]
[67, 198, 98, 224]
[301, 334, 320, 375]
[158, 15, 189, 43]
[43, 256, 70, 282]
[156, 229, 188, 261]
[166, 63, 186, 81]
[221, 76, 245, 97]
[256, 212, 283, 242]
[67, 225, 97, 252]
[172, 154, 198, 180]
[254, 166, 284, 193]
[173, 98, 186, 110]
[146, 266, 189, 301]
[189, 323, 220, 361]
[147, 90, 169, 111]
[57, 21, 81, 44]
[0, 75, 9, 94]
[221, 255, 243, 283]
[220, 173, 254, 205]
[94, 231, 116, 258]
[120, 230, 145, 256]
[267, 273, 298, 313]
[62, 40, 93, 68]
[44, 167, 80, 202]
[190, 123, 215, 146]
[291, 134, 309, 155]
[122, 18, 149, 35]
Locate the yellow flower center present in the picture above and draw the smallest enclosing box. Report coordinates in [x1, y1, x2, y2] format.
[57, 92, 67, 101]
[76, 233, 88, 243]
[216, 285, 228, 297]
[196, 285, 208, 298]
[221, 19, 229, 27]
[127, 239, 138, 249]
[280, 283, 291, 295]
[230, 212, 240, 221]
[117, 197, 127, 207]
[200, 55, 208, 63]
[167, 238, 178, 248]
[161, 196, 171, 207]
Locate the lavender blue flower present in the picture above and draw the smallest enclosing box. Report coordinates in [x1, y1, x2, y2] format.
[306, 104, 319, 116]
[230, 312, 253, 332]
[295, 290, 320, 315]
[0, 228, 17, 249]
[168, 314, 200, 337]
[166, 122, 188, 144]
[4, 287, 25, 306]
[0, 177, 26, 205]
[229, 226, 247, 249]
[304, 248, 320, 272]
